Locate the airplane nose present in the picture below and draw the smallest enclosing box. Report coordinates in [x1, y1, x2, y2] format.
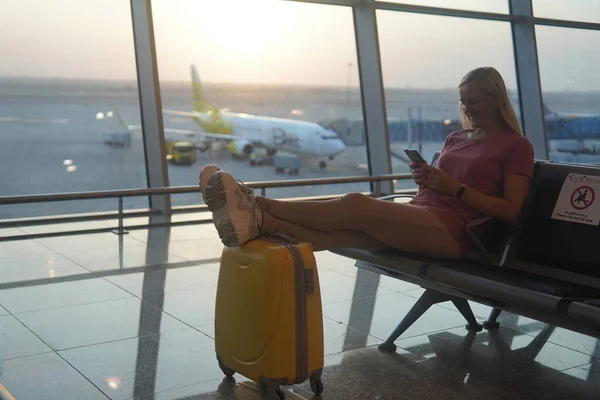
[334, 138, 346, 153]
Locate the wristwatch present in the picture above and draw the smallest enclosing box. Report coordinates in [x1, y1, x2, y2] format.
[456, 184, 466, 198]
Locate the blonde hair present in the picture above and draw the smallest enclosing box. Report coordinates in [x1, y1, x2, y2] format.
[458, 67, 523, 135]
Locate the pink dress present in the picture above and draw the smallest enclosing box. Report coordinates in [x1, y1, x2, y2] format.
[409, 129, 535, 255]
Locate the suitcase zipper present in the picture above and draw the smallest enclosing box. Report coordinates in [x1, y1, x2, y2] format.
[263, 236, 309, 383]
[287, 243, 309, 383]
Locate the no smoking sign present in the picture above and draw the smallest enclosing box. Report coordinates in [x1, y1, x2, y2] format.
[570, 186, 595, 210]
[552, 174, 600, 226]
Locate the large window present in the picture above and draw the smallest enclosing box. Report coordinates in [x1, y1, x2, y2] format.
[152, 0, 368, 207]
[536, 25, 600, 164]
[0, 0, 146, 219]
[3, 0, 598, 220]
[380, 0, 509, 14]
[376, 11, 518, 191]
[533, 0, 600, 24]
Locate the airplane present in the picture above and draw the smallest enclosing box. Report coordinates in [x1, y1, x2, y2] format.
[508, 93, 600, 156]
[139, 65, 347, 168]
[544, 107, 600, 120]
[507, 93, 600, 120]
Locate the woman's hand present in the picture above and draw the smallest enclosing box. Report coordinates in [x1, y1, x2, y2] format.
[410, 162, 430, 187]
[412, 163, 461, 196]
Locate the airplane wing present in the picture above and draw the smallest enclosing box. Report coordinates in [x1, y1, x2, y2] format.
[163, 108, 232, 117]
[127, 125, 237, 141]
[163, 109, 197, 117]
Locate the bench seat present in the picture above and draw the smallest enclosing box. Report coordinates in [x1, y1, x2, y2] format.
[330, 247, 600, 349]
[329, 160, 600, 351]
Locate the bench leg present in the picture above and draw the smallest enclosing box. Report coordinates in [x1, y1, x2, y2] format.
[451, 299, 484, 333]
[483, 307, 502, 330]
[378, 289, 483, 353]
[378, 289, 440, 352]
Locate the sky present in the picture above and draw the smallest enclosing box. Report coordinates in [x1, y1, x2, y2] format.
[0, 0, 598, 91]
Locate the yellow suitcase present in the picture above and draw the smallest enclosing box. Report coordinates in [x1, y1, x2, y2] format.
[214, 235, 324, 399]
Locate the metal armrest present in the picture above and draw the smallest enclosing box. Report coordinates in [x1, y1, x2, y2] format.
[465, 216, 497, 265]
[466, 216, 505, 266]
[466, 216, 493, 233]
[377, 194, 416, 201]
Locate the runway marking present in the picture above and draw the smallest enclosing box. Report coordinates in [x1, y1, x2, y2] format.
[0, 384, 16, 400]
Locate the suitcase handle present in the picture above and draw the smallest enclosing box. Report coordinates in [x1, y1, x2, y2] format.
[305, 268, 315, 295]
[263, 233, 299, 245]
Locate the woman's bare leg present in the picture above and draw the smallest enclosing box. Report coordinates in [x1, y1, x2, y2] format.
[260, 197, 462, 258]
[261, 212, 389, 252]
[258, 194, 422, 232]
[199, 166, 462, 258]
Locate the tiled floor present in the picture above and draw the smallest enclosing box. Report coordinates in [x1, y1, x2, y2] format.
[1, 215, 599, 399]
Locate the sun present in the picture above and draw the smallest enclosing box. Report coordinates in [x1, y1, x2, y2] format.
[212, 0, 283, 57]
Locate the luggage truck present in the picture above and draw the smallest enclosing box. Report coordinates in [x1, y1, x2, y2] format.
[273, 153, 302, 175]
[103, 131, 132, 147]
[166, 140, 197, 165]
[100, 111, 132, 148]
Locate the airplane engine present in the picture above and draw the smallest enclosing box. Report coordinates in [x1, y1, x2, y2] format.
[228, 139, 253, 156]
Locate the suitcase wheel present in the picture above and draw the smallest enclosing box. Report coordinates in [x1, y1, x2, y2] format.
[265, 388, 285, 400]
[218, 359, 235, 377]
[262, 380, 285, 400]
[310, 377, 324, 396]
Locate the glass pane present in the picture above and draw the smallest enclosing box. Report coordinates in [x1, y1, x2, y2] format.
[533, 0, 600, 24]
[0, 0, 147, 219]
[152, 0, 367, 206]
[376, 11, 518, 191]
[380, 0, 508, 14]
[536, 26, 600, 164]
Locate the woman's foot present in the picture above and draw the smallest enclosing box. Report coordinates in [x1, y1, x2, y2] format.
[199, 164, 254, 197]
[203, 169, 262, 247]
[199, 164, 220, 194]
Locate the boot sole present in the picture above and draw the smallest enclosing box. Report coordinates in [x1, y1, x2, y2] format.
[204, 172, 242, 247]
[199, 166, 220, 194]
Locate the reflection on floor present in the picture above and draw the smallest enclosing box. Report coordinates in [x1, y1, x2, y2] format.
[1, 213, 599, 400]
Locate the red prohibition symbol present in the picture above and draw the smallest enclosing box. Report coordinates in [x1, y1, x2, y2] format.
[570, 186, 595, 210]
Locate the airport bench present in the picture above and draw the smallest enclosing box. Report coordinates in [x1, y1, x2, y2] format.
[331, 159, 600, 351]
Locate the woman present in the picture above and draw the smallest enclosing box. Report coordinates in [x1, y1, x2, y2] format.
[198, 67, 534, 259]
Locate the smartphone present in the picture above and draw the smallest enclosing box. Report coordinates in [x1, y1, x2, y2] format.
[404, 148, 427, 164]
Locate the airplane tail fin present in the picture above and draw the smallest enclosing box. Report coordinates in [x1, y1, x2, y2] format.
[189, 65, 233, 135]
[191, 65, 216, 113]
[543, 102, 556, 117]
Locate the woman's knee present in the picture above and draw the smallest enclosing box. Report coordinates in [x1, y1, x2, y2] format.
[340, 192, 371, 209]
